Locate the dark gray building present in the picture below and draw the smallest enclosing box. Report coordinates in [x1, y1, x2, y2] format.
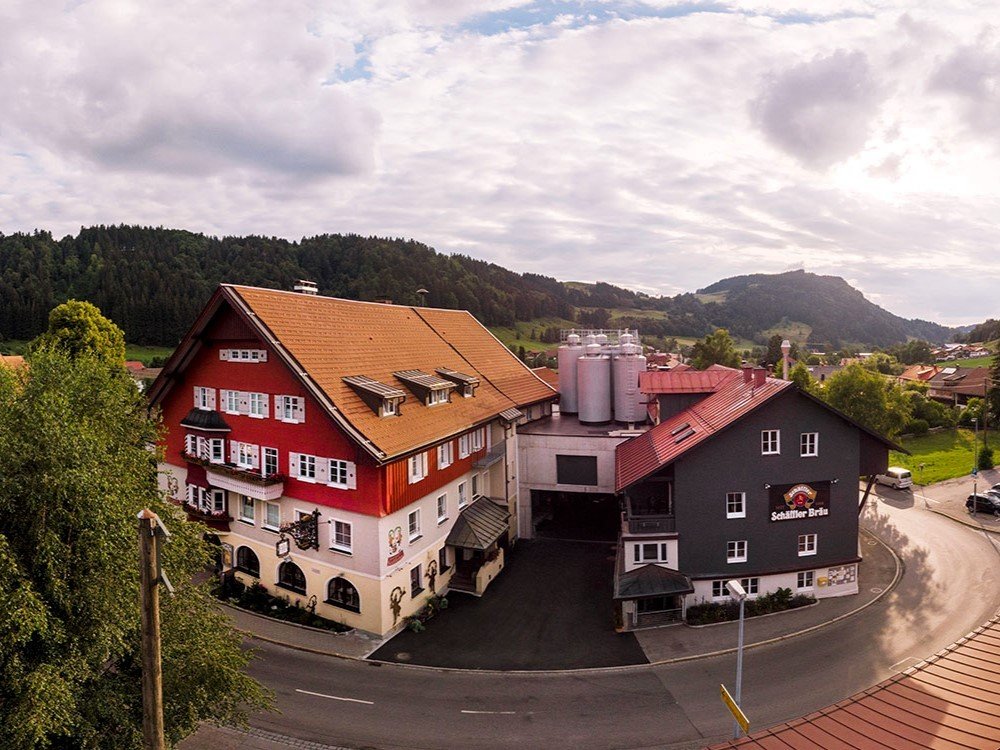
[613, 366, 898, 630]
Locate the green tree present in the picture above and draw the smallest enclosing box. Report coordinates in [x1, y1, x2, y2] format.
[762, 334, 800, 368]
[861, 352, 902, 376]
[0, 347, 270, 749]
[821, 363, 909, 438]
[987, 350, 1000, 425]
[690, 328, 741, 370]
[31, 299, 126, 364]
[789, 362, 816, 393]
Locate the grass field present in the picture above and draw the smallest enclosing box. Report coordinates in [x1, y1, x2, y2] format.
[0, 339, 174, 365]
[890, 427, 996, 485]
[939, 356, 993, 368]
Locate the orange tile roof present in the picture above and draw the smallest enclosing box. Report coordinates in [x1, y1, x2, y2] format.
[531, 366, 559, 390]
[228, 286, 555, 460]
[708, 616, 1000, 749]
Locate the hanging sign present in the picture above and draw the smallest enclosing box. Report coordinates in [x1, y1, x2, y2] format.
[276, 535, 291, 558]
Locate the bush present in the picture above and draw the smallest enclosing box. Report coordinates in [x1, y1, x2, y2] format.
[685, 587, 815, 625]
[979, 445, 994, 471]
[212, 575, 350, 632]
[905, 418, 930, 436]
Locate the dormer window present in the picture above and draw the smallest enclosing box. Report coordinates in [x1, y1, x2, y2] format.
[382, 398, 400, 417]
[436, 368, 480, 398]
[344, 375, 407, 417]
[427, 388, 449, 406]
[393, 370, 456, 406]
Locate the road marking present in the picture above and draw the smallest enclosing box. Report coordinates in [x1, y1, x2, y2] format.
[460, 710, 516, 715]
[295, 689, 374, 705]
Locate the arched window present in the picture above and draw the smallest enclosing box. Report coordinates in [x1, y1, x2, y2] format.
[277, 561, 307, 595]
[326, 577, 361, 613]
[235, 546, 260, 577]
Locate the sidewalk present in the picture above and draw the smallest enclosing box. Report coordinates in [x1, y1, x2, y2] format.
[908, 468, 1000, 533]
[218, 529, 899, 668]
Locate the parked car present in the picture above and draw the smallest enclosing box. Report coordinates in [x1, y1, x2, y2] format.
[876, 467, 913, 490]
[966, 493, 1000, 517]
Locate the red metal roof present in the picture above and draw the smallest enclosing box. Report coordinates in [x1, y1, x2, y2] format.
[708, 616, 1000, 750]
[616, 374, 792, 491]
[638, 366, 741, 394]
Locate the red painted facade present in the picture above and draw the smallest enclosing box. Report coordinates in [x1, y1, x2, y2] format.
[160, 304, 489, 519]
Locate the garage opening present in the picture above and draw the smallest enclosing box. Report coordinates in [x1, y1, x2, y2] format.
[531, 489, 620, 542]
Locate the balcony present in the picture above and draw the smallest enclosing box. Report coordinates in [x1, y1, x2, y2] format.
[177, 499, 232, 533]
[184, 452, 285, 502]
[624, 514, 676, 535]
[474, 440, 506, 469]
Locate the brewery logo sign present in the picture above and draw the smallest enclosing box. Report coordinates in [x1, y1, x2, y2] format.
[769, 482, 830, 522]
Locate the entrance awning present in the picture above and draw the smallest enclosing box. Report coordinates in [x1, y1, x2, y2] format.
[614, 564, 694, 601]
[446, 497, 510, 550]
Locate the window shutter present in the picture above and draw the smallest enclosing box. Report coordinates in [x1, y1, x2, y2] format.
[229, 440, 239, 464]
[251, 444, 260, 468]
[261, 394, 270, 417]
[259, 350, 268, 362]
[289, 453, 300, 477]
[220, 349, 230, 361]
[185, 434, 194, 454]
[346, 462, 357, 490]
[316, 459, 330, 484]
[193, 386, 199, 408]
[237, 392, 249, 415]
[294, 398, 305, 423]
[206, 389, 215, 410]
[274, 397, 282, 419]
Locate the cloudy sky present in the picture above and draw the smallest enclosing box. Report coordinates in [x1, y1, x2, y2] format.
[3, 1, 1000, 325]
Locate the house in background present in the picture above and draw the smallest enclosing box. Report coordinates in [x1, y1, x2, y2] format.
[613, 365, 899, 631]
[148, 283, 556, 637]
[926, 366, 990, 405]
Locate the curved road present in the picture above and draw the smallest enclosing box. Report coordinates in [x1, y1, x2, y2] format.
[236, 489, 1000, 750]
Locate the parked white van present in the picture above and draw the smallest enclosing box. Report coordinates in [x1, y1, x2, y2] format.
[876, 467, 913, 490]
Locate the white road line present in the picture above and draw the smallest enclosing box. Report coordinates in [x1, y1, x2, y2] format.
[295, 689, 374, 705]
[460, 710, 516, 715]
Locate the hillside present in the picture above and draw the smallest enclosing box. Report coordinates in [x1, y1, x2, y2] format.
[0, 227, 955, 348]
[697, 270, 953, 348]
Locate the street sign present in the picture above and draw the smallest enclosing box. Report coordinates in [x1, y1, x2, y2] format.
[720, 684, 749, 734]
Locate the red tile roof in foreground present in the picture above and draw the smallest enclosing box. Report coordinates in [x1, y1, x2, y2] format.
[708, 615, 1000, 750]
[616, 372, 792, 492]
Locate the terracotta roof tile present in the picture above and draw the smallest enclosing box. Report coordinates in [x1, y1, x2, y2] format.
[228, 286, 554, 460]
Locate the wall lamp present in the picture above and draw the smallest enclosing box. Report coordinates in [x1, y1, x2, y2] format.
[763, 483, 771, 490]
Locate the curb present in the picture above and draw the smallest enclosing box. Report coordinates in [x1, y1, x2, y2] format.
[929, 507, 1000, 535]
[229, 529, 904, 676]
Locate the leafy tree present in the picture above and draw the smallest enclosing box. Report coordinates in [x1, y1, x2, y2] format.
[0, 346, 270, 749]
[861, 352, 902, 376]
[987, 350, 1000, 425]
[762, 334, 800, 368]
[979, 445, 995, 471]
[31, 299, 126, 364]
[789, 362, 816, 393]
[960, 397, 986, 428]
[690, 328, 741, 370]
[821, 363, 909, 438]
[889, 339, 932, 365]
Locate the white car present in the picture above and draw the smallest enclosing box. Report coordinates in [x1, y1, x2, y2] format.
[875, 467, 913, 490]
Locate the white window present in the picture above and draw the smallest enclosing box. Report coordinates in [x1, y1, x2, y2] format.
[740, 577, 759, 595]
[249, 392, 267, 418]
[712, 580, 727, 598]
[471, 428, 485, 452]
[224, 390, 240, 414]
[798, 533, 817, 556]
[437, 493, 448, 524]
[437, 442, 454, 469]
[194, 386, 213, 410]
[428, 389, 448, 406]
[761, 430, 780, 455]
[633, 542, 668, 563]
[263, 502, 281, 531]
[800, 432, 819, 457]
[726, 492, 745, 519]
[410, 564, 423, 598]
[408, 509, 421, 541]
[382, 399, 397, 417]
[239, 496, 255, 524]
[458, 481, 468, 508]
[235, 442, 258, 470]
[727, 540, 747, 563]
[263, 447, 279, 477]
[277, 395, 305, 423]
[458, 434, 471, 458]
[197, 488, 225, 514]
[408, 452, 428, 484]
[298, 454, 317, 481]
[471, 473, 479, 498]
[797, 571, 815, 590]
[330, 520, 352, 554]
[328, 459, 349, 488]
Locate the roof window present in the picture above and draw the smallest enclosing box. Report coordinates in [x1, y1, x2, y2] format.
[394, 370, 456, 406]
[343, 375, 406, 417]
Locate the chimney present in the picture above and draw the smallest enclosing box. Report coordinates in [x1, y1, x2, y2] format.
[753, 368, 767, 388]
[742, 365, 754, 384]
[293, 280, 318, 295]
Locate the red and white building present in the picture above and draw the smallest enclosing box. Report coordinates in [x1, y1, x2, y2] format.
[149, 284, 556, 636]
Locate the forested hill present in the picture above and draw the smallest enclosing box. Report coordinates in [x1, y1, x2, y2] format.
[698, 270, 953, 347]
[0, 227, 954, 348]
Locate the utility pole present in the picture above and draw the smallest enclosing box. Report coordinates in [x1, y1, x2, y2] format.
[138, 509, 170, 750]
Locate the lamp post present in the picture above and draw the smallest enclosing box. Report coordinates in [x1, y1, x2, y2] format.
[726, 579, 747, 740]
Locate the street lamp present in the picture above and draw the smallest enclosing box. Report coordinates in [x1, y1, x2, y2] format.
[726, 579, 747, 740]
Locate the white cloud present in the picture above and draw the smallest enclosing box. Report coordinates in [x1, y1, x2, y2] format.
[2, 1, 1000, 326]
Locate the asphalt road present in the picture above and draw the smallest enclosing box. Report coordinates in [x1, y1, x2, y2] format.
[215, 483, 1000, 750]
